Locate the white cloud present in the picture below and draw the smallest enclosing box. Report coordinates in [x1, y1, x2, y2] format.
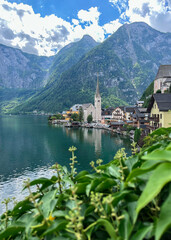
[120, 0, 171, 33]
[77, 7, 101, 25]
[0, 0, 170, 56]
[0, 0, 73, 56]
[103, 19, 122, 34]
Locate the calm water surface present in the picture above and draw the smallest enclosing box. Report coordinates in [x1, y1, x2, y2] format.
[0, 115, 131, 213]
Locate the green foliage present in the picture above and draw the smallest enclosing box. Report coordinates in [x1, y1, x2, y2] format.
[87, 114, 93, 123]
[140, 81, 154, 107]
[156, 89, 161, 93]
[48, 114, 65, 121]
[0, 128, 171, 239]
[134, 128, 141, 142]
[78, 107, 84, 122]
[71, 113, 79, 121]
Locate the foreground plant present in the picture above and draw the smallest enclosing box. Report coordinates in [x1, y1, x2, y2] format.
[0, 127, 171, 240]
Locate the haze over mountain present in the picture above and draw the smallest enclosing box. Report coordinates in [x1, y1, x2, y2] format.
[1, 22, 171, 114]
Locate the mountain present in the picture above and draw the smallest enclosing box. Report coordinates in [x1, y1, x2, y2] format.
[48, 35, 99, 84]
[0, 44, 54, 89]
[14, 22, 171, 113]
[0, 35, 98, 113]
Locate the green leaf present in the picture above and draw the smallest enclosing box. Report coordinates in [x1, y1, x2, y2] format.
[85, 219, 117, 239]
[112, 190, 131, 206]
[155, 193, 171, 240]
[108, 165, 120, 178]
[29, 177, 54, 187]
[0, 224, 25, 240]
[41, 189, 57, 217]
[137, 162, 171, 214]
[75, 182, 89, 194]
[130, 224, 153, 240]
[119, 211, 132, 240]
[11, 198, 34, 217]
[42, 219, 67, 236]
[126, 160, 161, 182]
[142, 149, 171, 161]
[95, 179, 116, 192]
[74, 170, 89, 181]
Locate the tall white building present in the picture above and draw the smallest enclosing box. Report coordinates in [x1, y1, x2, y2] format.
[94, 76, 101, 122]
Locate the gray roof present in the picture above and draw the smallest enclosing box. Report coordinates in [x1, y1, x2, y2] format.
[70, 104, 82, 111]
[82, 103, 93, 110]
[124, 106, 135, 112]
[147, 93, 171, 112]
[155, 65, 171, 79]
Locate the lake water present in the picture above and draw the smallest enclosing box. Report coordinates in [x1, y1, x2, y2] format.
[0, 115, 131, 213]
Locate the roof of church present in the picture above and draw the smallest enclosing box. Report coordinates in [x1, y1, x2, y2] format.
[155, 65, 171, 79]
[82, 103, 93, 110]
[95, 76, 101, 97]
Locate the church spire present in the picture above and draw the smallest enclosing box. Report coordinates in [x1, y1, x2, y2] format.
[96, 73, 100, 97]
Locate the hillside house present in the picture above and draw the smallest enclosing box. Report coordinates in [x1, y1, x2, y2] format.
[154, 65, 171, 93]
[130, 107, 149, 129]
[147, 93, 171, 131]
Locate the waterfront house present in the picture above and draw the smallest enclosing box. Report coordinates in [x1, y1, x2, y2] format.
[101, 107, 115, 123]
[147, 93, 171, 131]
[130, 107, 149, 129]
[112, 106, 125, 121]
[123, 106, 135, 122]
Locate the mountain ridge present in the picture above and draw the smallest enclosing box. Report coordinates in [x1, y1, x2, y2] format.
[1, 22, 171, 114]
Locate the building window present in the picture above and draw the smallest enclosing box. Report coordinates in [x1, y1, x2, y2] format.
[98, 100, 100, 102]
[160, 114, 162, 119]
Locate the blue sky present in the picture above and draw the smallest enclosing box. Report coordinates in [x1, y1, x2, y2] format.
[0, 0, 171, 56]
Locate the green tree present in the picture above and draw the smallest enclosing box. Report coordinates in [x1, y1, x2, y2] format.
[79, 107, 84, 122]
[134, 128, 141, 142]
[71, 113, 79, 121]
[87, 114, 93, 123]
[156, 89, 161, 93]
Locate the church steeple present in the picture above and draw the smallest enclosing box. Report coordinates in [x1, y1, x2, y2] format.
[94, 73, 101, 122]
[95, 73, 100, 97]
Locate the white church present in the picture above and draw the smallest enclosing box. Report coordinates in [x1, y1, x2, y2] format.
[70, 77, 102, 122]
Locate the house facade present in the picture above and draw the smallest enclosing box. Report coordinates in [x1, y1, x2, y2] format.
[147, 93, 171, 131]
[112, 107, 125, 121]
[82, 103, 95, 122]
[154, 65, 171, 93]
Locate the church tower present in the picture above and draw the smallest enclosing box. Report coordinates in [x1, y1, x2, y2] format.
[94, 74, 101, 122]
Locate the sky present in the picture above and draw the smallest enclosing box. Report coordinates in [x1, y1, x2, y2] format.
[0, 0, 171, 56]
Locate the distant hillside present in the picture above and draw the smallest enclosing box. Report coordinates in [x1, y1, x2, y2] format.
[140, 81, 154, 107]
[0, 44, 54, 89]
[13, 22, 171, 113]
[0, 35, 98, 113]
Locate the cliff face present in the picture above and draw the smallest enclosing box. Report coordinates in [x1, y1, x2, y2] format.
[0, 44, 54, 89]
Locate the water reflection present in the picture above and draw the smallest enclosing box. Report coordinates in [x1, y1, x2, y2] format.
[65, 128, 102, 154]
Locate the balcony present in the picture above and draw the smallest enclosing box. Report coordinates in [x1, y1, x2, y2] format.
[149, 117, 159, 122]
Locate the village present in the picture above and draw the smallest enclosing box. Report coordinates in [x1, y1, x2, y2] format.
[49, 65, 171, 143]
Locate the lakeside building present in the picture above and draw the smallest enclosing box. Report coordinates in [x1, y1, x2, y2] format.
[147, 93, 171, 131]
[63, 77, 102, 123]
[111, 106, 125, 121]
[154, 65, 171, 93]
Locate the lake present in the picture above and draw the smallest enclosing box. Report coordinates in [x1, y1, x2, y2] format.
[0, 115, 131, 213]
